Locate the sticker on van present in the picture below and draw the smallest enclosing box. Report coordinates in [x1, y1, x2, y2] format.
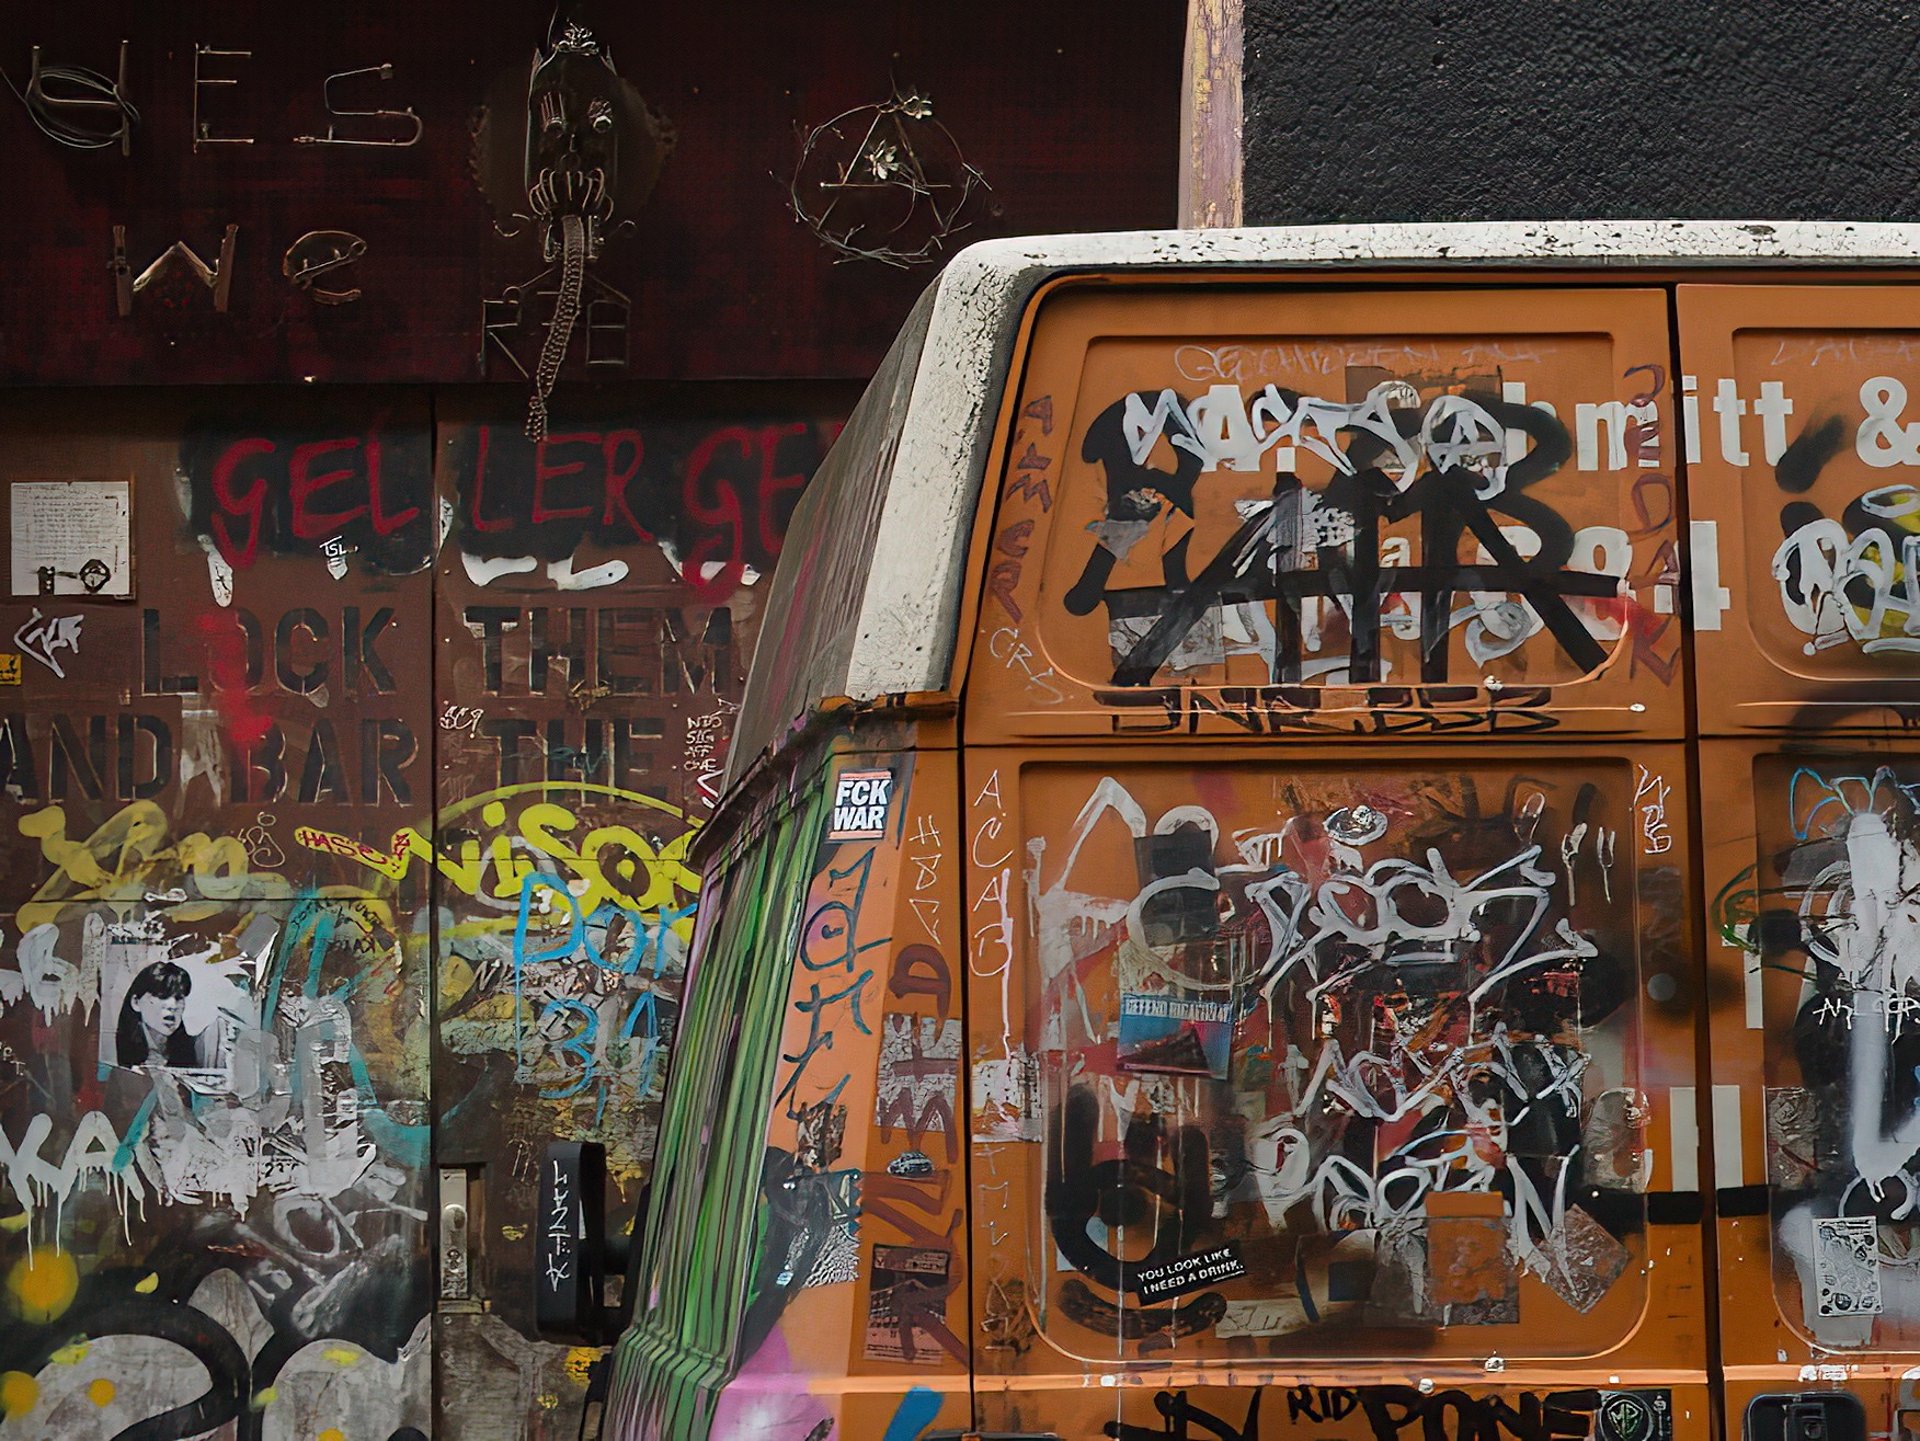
[829, 768, 895, 838]
[1116, 992, 1231, 1078]
[1135, 1243, 1247, 1304]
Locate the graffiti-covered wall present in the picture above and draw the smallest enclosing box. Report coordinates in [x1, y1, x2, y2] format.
[0, 385, 854, 1439]
[0, 393, 438, 1441]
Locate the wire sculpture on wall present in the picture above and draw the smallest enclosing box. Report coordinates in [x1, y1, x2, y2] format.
[2, 41, 138, 154]
[472, 6, 673, 440]
[788, 86, 988, 269]
[283, 230, 368, 305]
[293, 64, 423, 148]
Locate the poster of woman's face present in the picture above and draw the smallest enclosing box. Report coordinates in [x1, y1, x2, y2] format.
[97, 922, 251, 1076]
[115, 960, 198, 1069]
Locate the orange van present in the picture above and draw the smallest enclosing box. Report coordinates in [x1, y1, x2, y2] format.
[544, 220, 1920, 1441]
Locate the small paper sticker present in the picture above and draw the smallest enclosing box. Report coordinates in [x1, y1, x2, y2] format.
[1814, 1214, 1882, 1316]
[863, 1244, 956, 1361]
[1134, 1243, 1245, 1304]
[10, 479, 133, 598]
[1214, 1296, 1307, 1338]
[0, 653, 19, 684]
[1595, 1391, 1672, 1441]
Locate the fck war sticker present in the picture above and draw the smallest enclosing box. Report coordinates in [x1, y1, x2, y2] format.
[830, 768, 895, 839]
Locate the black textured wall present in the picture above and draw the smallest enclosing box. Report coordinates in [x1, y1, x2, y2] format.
[1245, 1, 1920, 224]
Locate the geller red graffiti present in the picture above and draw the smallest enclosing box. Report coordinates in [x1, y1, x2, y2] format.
[447, 417, 839, 601]
[183, 419, 434, 575]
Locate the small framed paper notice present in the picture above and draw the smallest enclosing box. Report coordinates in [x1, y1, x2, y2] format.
[10, 480, 134, 599]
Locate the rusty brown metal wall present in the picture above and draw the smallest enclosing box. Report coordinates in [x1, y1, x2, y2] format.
[0, 390, 439, 1440]
[0, 0, 1180, 386]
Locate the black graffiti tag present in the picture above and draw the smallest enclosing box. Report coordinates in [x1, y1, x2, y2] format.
[1098, 1386, 1605, 1441]
[1106, 1388, 1260, 1440]
[1070, 390, 1611, 687]
[1047, 1084, 1212, 1294]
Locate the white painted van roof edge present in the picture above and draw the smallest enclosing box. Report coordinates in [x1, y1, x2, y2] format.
[845, 219, 1920, 703]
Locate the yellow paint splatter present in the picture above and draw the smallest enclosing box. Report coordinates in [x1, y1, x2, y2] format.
[561, 1348, 599, 1388]
[499, 1225, 526, 1242]
[251, 1387, 279, 1410]
[0, 1372, 37, 1419]
[0, 1211, 26, 1232]
[322, 1347, 359, 1366]
[319, 1429, 346, 1441]
[87, 1378, 116, 1407]
[7, 1249, 78, 1324]
[133, 1272, 159, 1294]
[438, 954, 476, 1003]
[49, 1341, 89, 1365]
[536, 1393, 560, 1410]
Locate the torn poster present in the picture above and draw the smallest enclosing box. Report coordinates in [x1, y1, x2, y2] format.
[1116, 992, 1231, 1079]
[1813, 1214, 1882, 1318]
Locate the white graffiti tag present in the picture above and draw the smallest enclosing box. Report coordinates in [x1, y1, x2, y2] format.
[13, 607, 84, 678]
[1773, 488, 1920, 655]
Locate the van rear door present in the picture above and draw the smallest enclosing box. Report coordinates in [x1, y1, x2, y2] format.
[960, 279, 1707, 1439]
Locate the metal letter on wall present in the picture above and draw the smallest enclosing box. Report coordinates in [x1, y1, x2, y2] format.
[111, 224, 238, 316]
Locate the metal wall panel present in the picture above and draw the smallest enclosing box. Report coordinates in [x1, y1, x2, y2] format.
[0, 391, 436, 1441]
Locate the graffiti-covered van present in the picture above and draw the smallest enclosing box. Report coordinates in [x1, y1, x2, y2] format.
[593, 222, 1920, 1441]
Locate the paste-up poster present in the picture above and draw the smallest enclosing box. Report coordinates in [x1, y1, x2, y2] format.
[1116, 992, 1231, 1078]
[10, 479, 134, 598]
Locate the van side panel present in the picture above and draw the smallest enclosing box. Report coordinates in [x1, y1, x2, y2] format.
[689, 743, 971, 1440]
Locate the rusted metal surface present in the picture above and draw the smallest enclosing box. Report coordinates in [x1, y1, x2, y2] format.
[0, 390, 437, 1441]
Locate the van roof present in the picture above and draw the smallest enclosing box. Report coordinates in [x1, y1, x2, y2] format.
[729, 218, 1920, 785]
